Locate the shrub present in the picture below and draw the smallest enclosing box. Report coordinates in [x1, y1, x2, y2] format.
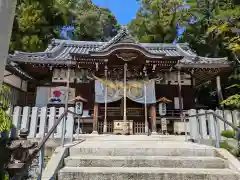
[220, 140, 233, 152]
[221, 130, 235, 139]
[0, 85, 11, 132]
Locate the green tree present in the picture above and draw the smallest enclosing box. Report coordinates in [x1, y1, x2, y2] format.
[180, 0, 240, 57]
[128, 0, 190, 43]
[207, 22, 240, 108]
[179, 0, 240, 108]
[221, 85, 240, 108]
[10, 0, 63, 52]
[10, 0, 120, 52]
[72, 0, 120, 41]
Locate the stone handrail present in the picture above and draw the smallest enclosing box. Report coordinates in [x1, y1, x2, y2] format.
[185, 111, 240, 148]
[12, 109, 88, 179]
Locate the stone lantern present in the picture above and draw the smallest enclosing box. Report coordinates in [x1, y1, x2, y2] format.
[69, 95, 88, 135]
[157, 97, 172, 135]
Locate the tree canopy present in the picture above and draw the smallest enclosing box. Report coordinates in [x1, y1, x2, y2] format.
[128, 0, 240, 108]
[10, 0, 120, 52]
[128, 0, 190, 43]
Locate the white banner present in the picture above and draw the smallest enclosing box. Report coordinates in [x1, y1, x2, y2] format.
[95, 80, 156, 104]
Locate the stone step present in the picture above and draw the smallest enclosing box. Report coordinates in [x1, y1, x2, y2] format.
[69, 141, 216, 156]
[58, 167, 240, 180]
[69, 146, 215, 156]
[65, 156, 227, 169]
[77, 135, 186, 141]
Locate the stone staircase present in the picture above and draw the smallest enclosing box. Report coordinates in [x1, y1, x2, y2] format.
[58, 135, 240, 180]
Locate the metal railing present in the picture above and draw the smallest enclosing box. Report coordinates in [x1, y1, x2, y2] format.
[184, 112, 240, 148]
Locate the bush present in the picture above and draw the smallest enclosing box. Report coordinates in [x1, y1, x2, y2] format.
[0, 84, 11, 132]
[220, 140, 233, 152]
[221, 130, 235, 138]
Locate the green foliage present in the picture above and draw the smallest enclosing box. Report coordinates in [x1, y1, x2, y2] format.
[53, 0, 78, 25]
[221, 130, 235, 138]
[220, 140, 233, 152]
[10, 0, 57, 52]
[0, 173, 9, 180]
[221, 84, 240, 108]
[0, 85, 11, 132]
[178, 0, 240, 108]
[72, 1, 119, 41]
[128, 0, 190, 43]
[10, 0, 119, 52]
[221, 94, 240, 108]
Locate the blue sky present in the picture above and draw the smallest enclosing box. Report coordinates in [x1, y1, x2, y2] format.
[92, 0, 140, 24]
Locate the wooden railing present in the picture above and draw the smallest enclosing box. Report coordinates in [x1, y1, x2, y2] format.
[156, 109, 188, 118]
[99, 107, 187, 117]
[99, 107, 145, 117]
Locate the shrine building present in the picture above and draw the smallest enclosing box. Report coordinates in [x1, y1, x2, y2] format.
[7, 28, 231, 135]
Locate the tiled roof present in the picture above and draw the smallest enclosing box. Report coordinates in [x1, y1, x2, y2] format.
[8, 28, 228, 66]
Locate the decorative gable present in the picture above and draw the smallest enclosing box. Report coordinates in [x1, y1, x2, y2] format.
[96, 26, 137, 51]
[116, 30, 136, 44]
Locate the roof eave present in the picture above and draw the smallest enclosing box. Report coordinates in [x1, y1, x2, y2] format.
[8, 56, 76, 65]
[5, 64, 35, 81]
[176, 63, 231, 69]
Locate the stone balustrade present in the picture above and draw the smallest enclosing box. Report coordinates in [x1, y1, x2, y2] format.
[8, 106, 240, 140]
[187, 109, 240, 141]
[9, 106, 75, 139]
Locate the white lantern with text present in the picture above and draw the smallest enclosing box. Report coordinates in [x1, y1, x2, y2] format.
[75, 101, 83, 115]
[159, 103, 167, 116]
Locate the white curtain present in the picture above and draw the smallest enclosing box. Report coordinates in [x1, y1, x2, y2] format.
[95, 80, 156, 104]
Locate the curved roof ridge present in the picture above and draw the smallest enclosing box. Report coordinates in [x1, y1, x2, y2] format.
[176, 44, 228, 64]
[47, 41, 66, 58]
[176, 44, 195, 57]
[52, 39, 105, 46]
[13, 51, 48, 57]
[91, 42, 166, 56]
[96, 27, 137, 51]
[96, 29, 125, 51]
[141, 43, 188, 46]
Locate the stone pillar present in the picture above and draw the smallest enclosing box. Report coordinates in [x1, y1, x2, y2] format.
[189, 109, 199, 140]
[0, 0, 17, 83]
[150, 104, 157, 135]
[92, 103, 99, 134]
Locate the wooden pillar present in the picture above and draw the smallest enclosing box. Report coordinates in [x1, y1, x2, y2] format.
[92, 103, 99, 134]
[178, 68, 187, 140]
[103, 65, 108, 133]
[177, 69, 184, 122]
[150, 104, 157, 135]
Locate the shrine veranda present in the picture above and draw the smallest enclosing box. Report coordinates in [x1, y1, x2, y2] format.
[7, 28, 232, 135]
